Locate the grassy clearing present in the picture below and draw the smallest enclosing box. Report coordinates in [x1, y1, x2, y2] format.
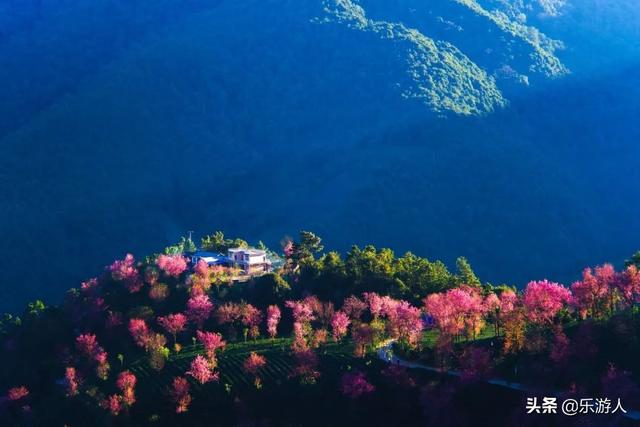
[421, 326, 497, 348]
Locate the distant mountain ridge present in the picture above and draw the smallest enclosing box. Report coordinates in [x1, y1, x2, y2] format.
[0, 0, 571, 136]
[320, 0, 568, 114]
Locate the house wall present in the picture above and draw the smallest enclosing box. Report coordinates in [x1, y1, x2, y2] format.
[226, 249, 270, 274]
[247, 254, 266, 264]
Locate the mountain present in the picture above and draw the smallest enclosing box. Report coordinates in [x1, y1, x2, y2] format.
[0, 0, 639, 311]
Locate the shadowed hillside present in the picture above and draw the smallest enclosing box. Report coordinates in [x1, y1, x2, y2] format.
[0, 0, 639, 311]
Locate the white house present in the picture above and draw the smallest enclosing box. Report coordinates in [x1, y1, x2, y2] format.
[227, 248, 272, 275]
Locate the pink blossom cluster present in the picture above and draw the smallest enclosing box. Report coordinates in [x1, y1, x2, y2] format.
[76, 333, 110, 380]
[101, 370, 136, 415]
[341, 295, 368, 320]
[523, 280, 572, 324]
[64, 367, 80, 397]
[194, 259, 210, 277]
[340, 371, 375, 398]
[157, 313, 188, 343]
[108, 254, 142, 293]
[215, 302, 243, 325]
[186, 294, 214, 328]
[243, 351, 267, 385]
[285, 299, 315, 323]
[186, 355, 218, 384]
[283, 240, 294, 258]
[424, 286, 489, 338]
[170, 377, 192, 413]
[351, 323, 374, 357]
[104, 394, 122, 416]
[266, 305, 281, 338]
[498, 289, 518, 314]
[196, 330, 226, 363]
[156, 254, 188, 278]
[386, 300, 424, 347]
[117, 371, 137, 407]
[290, 349, 320, 384]
[362, 293, 424, 346]
[75, 333, 99, 356]
[330, 311, 350, 341]
[80, 277, 99, 295]
[618, 265, 640, 306]
[128, 318, 151, 349]
[286, 299, 316, 351]
[311, 328, 329, 347]
[363, 292, 399, 318]
[241, 304, 263, 339]
[7, 386, 29, 401]
[571, 264, 615, 319]
[190, 260, 212, 296]
[95, 349, 110, 380]
[567, 264, 640, 320]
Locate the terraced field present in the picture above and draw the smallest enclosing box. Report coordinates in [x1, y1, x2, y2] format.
[127, 327, 498, 399]
[128, 338, 361, 399]
[119, 337, 433, 425]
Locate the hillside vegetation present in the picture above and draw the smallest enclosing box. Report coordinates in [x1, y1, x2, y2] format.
[1, 232, 640, 426]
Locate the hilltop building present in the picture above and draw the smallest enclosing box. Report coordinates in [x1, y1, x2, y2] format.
[190, 248, 272, 275]
[227, 248, 272, 275]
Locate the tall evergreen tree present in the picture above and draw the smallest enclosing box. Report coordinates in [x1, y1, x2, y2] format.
[625, 250, 640, 268]
[455, 257, 480, 286]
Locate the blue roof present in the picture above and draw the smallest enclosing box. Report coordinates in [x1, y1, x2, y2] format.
[191, 252, 230, 265]
[192, 251, 223, 258]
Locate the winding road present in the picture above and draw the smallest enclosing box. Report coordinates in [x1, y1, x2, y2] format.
[376, 341, 640, 422]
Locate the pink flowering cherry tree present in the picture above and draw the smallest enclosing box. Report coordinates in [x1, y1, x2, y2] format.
[7, 386, 29, 401]
[196, 330, 226, 365]
[170, 377, 192, 413]
[617, 265, 640, 308]
[290, 349, 320, 385]
[266, 305, 281, 339]
[108, 254, 142, 293]
[64, 367, 80, 397]
[243, 352, 267, 388]
[76, 333, 110, 380]
[386, 300, 424, 349]
[128, 318, 151, 349]
[116, 370, 137, 407]
[157, 313, 188, 346]
[241, 304, 263, 340]
[341, 295, 368, 321]
[186, 355, 218, 384]
[340, 371, 375, 398]
[186, 294, 214, 328]
[104, 394, 122, 416]
[156, 254, 188, 278]
[330, 311, 350, 342]
[523, 280, 572, 324]
[286, 299, 316, 351]
[571, 264, 616, 319]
